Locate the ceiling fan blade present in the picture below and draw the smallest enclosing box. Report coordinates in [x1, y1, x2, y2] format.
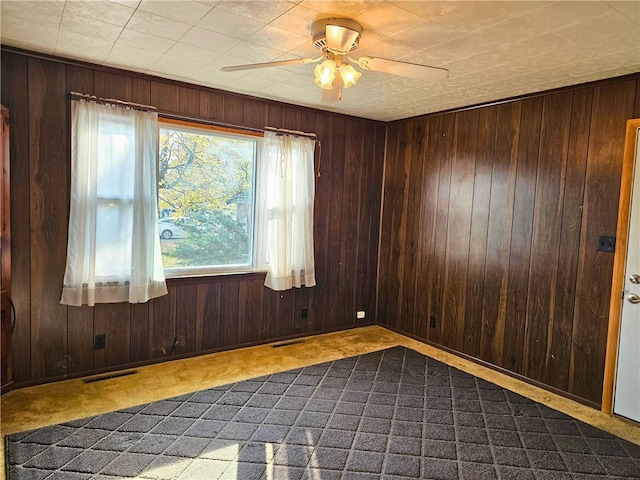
[221, 57, 320, 72]
[321, 82, 342, 103]
[355, 56, 449, 82]
[326, 24, 360, 53]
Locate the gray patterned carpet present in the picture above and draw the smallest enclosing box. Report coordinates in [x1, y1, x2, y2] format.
[6, 346, 640, 479]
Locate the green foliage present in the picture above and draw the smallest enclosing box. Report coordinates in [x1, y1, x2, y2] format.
[158, 126, 254, 217]
[157, 125, 255, 268]
[168, 212, 250, 266]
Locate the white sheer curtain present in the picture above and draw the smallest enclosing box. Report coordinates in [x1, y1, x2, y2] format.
[61, 100, 167, 306]
[261, 131, 316, 290]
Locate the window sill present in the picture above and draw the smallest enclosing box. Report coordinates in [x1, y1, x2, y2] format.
[165, 270, 267, 287]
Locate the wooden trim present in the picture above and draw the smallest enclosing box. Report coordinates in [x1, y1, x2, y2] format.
[602, 118, 640, 414]
[158, 116, 264, 138]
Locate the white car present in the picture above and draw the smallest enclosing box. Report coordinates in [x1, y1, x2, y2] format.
[158, 217, 187, 239]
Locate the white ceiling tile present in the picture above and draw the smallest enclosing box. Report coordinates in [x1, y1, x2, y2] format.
[2, 0, 639, 121]
[556, 11, 640, 44]
[268, 4, 320, 37]
[181, 27, 241, 53]
[63, 0, 135, 26]
[355, 36, 419, 60]
[224, 41, 286, 63]
[127, 10, 192, 41]
[1, 35, 58, 55]
[427, 1, 518, 34]
[116, 29, 176, 54]
[138, 0, 213, 24]
[107, 43, 163, 69]
[388, 1, 459, 20]
[109, 0, 141, 8]
[216, 1, 296, 24]
[521, 1, 615, 31]
[605, 1, 640, 23]
[166, 42, 222, 63]
[55, 31, 113, 63]
[355, 2, 426, 36]
[0, 0, 65, 23]
[60, 12, 124, 43]
[391, 19, 461, 49]
[245, 24, 309, 52]
[198, 7, 265, 39]
[150, 54, 208, 77]
[0, 21, 59, 48]
[300, 0, 383, 18]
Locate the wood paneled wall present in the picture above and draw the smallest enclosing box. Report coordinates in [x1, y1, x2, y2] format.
[1, 50, 385, 384]
[378, 76, 640, 406]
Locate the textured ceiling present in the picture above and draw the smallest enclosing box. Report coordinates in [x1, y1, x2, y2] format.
[1, 1, 639, 121]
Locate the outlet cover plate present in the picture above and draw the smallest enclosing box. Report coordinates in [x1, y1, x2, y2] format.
[356, 311, 365, 319]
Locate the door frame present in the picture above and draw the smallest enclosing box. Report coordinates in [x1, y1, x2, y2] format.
[602, 118, 640, 415]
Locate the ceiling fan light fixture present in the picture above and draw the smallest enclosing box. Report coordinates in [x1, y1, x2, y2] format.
[339, 64, 361, 88]
[314, 59, 336, 89]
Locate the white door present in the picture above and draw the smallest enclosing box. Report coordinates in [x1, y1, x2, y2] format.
[614, 128, 640, 422]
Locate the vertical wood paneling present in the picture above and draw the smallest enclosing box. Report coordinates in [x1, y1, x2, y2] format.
[94, 303, 130, 368]
[377, 122, 399, 327]
[3, 51, 384, 386]
[416, 117, 441, 343]
[570, 81, 636, 403]
[360, 124, 385, 324]
[178, 87, 199, 117]
[219, 281, 239, 345]
[94, 71, 132, 101]
[502, 97, 542, 373]
[238, 278, 264, 343]
[398, 120, 418, 335]
[523, 92, 572, 382]
[442, 110, 477, 350]
[196, 283, 220, 350]
[309, 114, 332, 332]
[132, 78, 151, 105]
[150, 81, 179, 112]
[130, 303, 150, 362]
[243, 98, 266, 129]
[463, 106, 498, 357]
[326, 117, 346, 329]
[431, 114, 455, 344]
[379, 76, 639, 406]
[200, 91, 223, 120]
[28, 58, 69, 379]
[412, 118, 432, 338]
[174, 284, 197, 354]
[479, 102, 520, 365]
[224, 96, 244, 125]
[2, 53, 31, 382]
[548, 89, 592, 390]
[340, 121, 364, 327]
[67, 307, 94, 374]
[64, 65, 95, 374]
[149, 289, 175, 358]
[6, 50, 634, 404]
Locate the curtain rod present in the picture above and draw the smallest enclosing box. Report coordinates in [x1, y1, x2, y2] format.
[70, 92, 157, 111]
[264, 126, 317, 139]
[70, 93, 318, 139]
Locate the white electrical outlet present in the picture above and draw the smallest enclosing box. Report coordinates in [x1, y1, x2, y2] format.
[356, 311, 365, 319]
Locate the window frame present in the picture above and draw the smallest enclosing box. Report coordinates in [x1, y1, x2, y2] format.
[157, 117, 265, 279]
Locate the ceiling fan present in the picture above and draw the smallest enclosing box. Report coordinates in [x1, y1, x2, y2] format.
[220, 18, 449, 103]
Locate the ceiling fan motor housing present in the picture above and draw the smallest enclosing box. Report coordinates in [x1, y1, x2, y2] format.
[312, 18, 362, 54]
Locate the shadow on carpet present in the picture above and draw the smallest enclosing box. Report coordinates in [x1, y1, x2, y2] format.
[6, 346, 640, 479]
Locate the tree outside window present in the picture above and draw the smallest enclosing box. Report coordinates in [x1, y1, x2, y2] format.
[157, 122, 257, 274]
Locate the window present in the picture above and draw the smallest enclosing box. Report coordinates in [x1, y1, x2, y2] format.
[61, 100, 167, 306]
[157, 120, 261, 277]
